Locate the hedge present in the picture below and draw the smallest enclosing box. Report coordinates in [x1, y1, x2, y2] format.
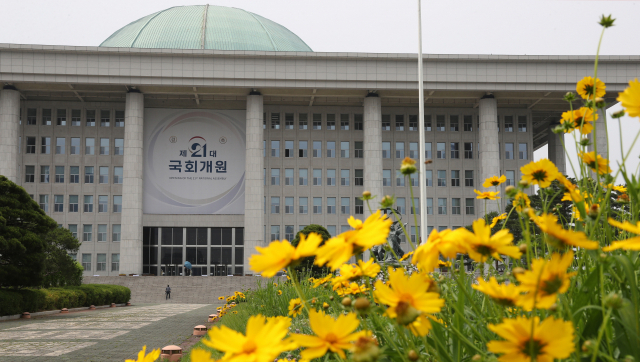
[0, 284, 131, 316]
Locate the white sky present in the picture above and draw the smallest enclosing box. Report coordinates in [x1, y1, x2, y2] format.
[1, 0, 639, 182]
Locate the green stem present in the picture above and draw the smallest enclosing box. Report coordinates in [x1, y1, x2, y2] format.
[590, 308, 612, 362]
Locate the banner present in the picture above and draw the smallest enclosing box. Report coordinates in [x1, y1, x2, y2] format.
[143, 109, 246, 214]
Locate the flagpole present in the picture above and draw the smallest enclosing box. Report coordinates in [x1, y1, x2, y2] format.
[417, 0, 428, 244]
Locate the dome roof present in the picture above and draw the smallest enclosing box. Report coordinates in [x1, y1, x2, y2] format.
[99, 5, 312, 52]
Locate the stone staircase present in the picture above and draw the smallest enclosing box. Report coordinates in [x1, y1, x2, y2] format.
[83, 276, 270, 304]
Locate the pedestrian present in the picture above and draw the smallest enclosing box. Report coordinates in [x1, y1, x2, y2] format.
[165, 285, 171, 300]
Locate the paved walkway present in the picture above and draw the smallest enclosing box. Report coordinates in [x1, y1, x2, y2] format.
[0, 303, 219, 361]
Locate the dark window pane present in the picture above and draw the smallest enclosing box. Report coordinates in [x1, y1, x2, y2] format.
[150, 247, 158, 264]
[143, 265, 150, 274]
[221, 248, 232, 264]
[161, 247, 172, 264]
[150, 228, 158, 246]
[235, 266, 244, 275]
[197, 248, 207, 264]
[161, 228, 172, 245]
[211, 247, 221, 264]
[172, 247, 182, 264]
[222, 228, 232, 245]
[197, 227, 207, 245]
[173, 228, 183, 245]
[143, 246, 150, 264]
[235, 247, 244, 264]
[186, 247, 196, 263]
[143, 228, 150, 246]
[212, 228, 221, 245]
[235, 228, 244, 245]
[186, 228, 197, 245]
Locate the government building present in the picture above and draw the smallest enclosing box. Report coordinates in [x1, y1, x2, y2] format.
[0, 5, 636, 277]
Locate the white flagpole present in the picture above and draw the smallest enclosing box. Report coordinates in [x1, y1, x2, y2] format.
[417, 0, 428, 245]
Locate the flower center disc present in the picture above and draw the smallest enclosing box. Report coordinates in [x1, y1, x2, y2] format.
[531, 170, 547, 182]
[325, 333, 338, 343]
[242, 340, 257, 354]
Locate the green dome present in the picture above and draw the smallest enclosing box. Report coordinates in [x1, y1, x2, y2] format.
[99, 5, 312, 52]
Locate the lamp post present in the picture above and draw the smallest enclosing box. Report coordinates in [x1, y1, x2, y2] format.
[417, 0, 428, 244]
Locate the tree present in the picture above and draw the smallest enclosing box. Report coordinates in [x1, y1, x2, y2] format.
[290, 224, 331, 278]
[41, 226, 81, 287]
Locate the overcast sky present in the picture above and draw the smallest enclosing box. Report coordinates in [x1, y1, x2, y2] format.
[2, 0, 639, 182]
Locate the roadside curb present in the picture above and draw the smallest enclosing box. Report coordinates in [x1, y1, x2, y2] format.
[0, 303, 128, 321]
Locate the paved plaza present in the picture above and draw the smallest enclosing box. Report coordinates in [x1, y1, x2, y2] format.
[0, 303, 219, 361]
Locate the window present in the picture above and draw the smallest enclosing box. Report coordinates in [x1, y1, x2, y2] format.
[111, 224, 121, 242]
[506, 170, 515, 186]
[313, 141, 321, 158]
[340, 114, 349, 130]
[408, 115, 418, 131]
[327, 114, 336, 130]
[340, 169, 350, 186]
[355, 141, 363, 158]
[110, 167, 122, 184]
[326, 141, 335, 158]
[396, 170, 405, 187]
[464, 142, 473, 159]
[504, 116, 514, 132]
[82, 254, 91, 270]
[397, 198, 406, 214]
[466, 198, 475, 214]
[423, 142, 431, 160]
[519, 143, 528, 160]
[424, 115, 432, 131]
[271, 140, 280, 157]
[55, 166, 64, 183]
[313, 197, 322, 214]
[40, 166, 50, 183]
[67, 109, 81, 126]
[299, 169, 308, 185]
[285, 168, 294, 186]
[114, 139, 124, 155]
[382, 115, 391, 131]
[313, 169, 322, 186]
[412, 198, 420, 215]
[465, 170, 474, 187]
[99, 110, 111, 127]
[518, 116, 527, 132]
[395, 115, 405, 131]
[70, 166, 80, 183]
[298, 141, 308, 157]
[84, 195, 94, 212]
[410, 172, 418, 186]
[115, 110, 124, 127]
[26, 137, 36, 153]
[83, 225, 92, 242]
[112, 253, 120, 271]
[313, 114, 322, 130]
[327, 225, 337, 237]
[25, 165, 35, 183]
[85, 138, 95, 155]
[505, 143, 514, 159]
[438, 198, 447, 215]
[327, 197, 336, 214]
[284, 140, 293, 158]
[69, 195, 78, 212]
[285, 225, 294, 241]
[27, 108, 36, 125]
[98, 225, 107, 242]
[299, 197, 308, 214]
[271, 197, 280, 214]
[98, 195, 108, 213]
[405, 143, 417, 160]
[327, 169, 336, 186]
[270, 226, 280, 241]
[271, 113, 280, 129]
[382, 142, 391, 158]
[425, 170, 433, 186]
[395, 142, 405, 159]
[383, 169, 391, 187]
[263, 114, 266, 129]
[68, 137, 79, 155]
[85, 166, 94, 183]
[450, 142, 459, 159]
[464, 115, 473, 131]
[436, 143, 446, 159]
[113, 196, 122, 213]
[69, 224, 78, 238]
[39, 195, 49, 212]
[340, 142, 349, 158]
[355, 198, 364, 214]
[355, 169, 363, 186]
[86, 110, 96, 126]
[285, 113, 294, 129]
[55, 109, 66, 126]
[285, 197, 294, 214]
[451, 170, 460, 186]
[437, 170, 446, 187]
[54, 195, 64, 212]
[271, 169, 280, 185]
[99, 166, 108, 184]
[411, 226, 420, 244]
[55, 137, 65, 154]
[41, 137, 51, 154]
[452, 198, 461, 215]
[42, 109, 52, 125]
[436, 115, 445, 131]
[354, 114, 363, 130]
[341, 197, 350, 214]
[450, 115, 459, 131]
[299, 113, 308, 130]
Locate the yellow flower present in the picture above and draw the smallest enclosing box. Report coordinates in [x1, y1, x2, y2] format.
[576, 76, 606, 99]
[292, 310, 366, 360]
[126, 346, 161, 362]
[489, 213, 508, 228]
[336, 282, 369, 296]
[437, 260, 451, 268]
[277, 290, 282, 295]
[412, 228, 466, 272]
[218, 296, 224, 300]
[399, 251, 413, 261]
[249, 232, 322, 277]
[373, 267, 444, 324]
[334, 259, 380, 284]
[315, 211, 392, 270]
[474, 189, 500, 200]
[512, 192, 531, 212]
[520, 159, 559, 188]
[607, 184, 627, 193]
[288, 298, 303, 317]
[458, 219, 521, 263]
[579, 151, 612, 175]
[311, 274, 333, 288]
[400, 157, 417, 175]
[190, 348, 226, 362]
[407, 314, 433, 337]
[483, 175, 507, 188]
[516, 251, 576, 311]
[472, 277, 522, 307]
[487, 316, 575, 362]
[560, 107, 597, 134]
[322, 302, 329, 308]
[202, 314, 296, 362]
[617, 78, 640, 118]
[531, 213, 598, 250]
[348, 215, 363, 230]
[603, 218, 640, 251]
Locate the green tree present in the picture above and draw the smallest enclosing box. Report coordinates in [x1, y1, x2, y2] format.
[290, 224, 331, 278]
[41, 226, 81, 287]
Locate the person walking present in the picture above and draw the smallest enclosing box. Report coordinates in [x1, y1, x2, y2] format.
[165, 285, 171, 300]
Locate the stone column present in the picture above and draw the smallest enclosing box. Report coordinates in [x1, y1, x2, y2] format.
[547, 126, 566, 174]
[120, 92, 144, 275]
[588, 117, 608, 160]
[363, 93, 383, 216]
[244, 92, 264, 274]
[479, 95, 500, 215]
[0, 87, 20, 183]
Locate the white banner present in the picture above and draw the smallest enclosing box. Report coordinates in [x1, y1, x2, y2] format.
[143, 109, 246, 214]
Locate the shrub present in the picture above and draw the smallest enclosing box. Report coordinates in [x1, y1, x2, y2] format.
[290, 224, 331, 278]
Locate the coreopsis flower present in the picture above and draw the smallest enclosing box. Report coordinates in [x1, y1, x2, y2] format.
[512, 192, 531, 212]
[334, 259, 381, 284]
[351, 334, 380, 362]
[603, 184, 627, 193]
[373, 267, 444, 325]
[516, 251, 576, 311]
[489, 213, 508, 228]
[458, 219, 521, 263]
[311, 274, 333, 288]
[336, 282, 369, 296]
[576, 76, 606, 99]
[473, 277, 522, 307]
[407, 314, 434, 337]
[249, 232, 323, 277]
[520, 159, 559, 188]
[190, 348, 226, 362]
[603, 218, 640, 251]
[399, 251, 413, 261]
[218, 296, 224, 300]
[292, 310, 366, 360]
[531, 213, 598, 250]
[411, 228, 466, 272]
[579, 151, 612, 175]
[617, 78, 640, 118]
[474, 189, 501, 200]
[126, 346, 161, 362]
[438, 260, 451, 268]
[483, 175, 507, 188]
[400, 157, 417, 175]
[487, 316, 575, 362]
[288, 298, 303, 317]
[560, 107, 597, 134]
[348, 215, 363, 230]
[315, 211, 392, 270]
[202, 314, 297, 362]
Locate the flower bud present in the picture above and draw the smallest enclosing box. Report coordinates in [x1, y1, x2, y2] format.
[599, 14, 615, 28]
[323, 302, 329, 309]
[330, 296, 334, 301]
[552, 125, 565, 134]
[342, 297, 352, 307]
[471, 355, 482, 361]
[519, 180, 529, 188]
[623, 356, 635, 362]
[580, 138, 591, 147]
[604, 292, 624, 309]
[381, 195, 395, 208]
[588, 204, 600, 219]
[595, 97, 606, 108]
[352, 335, 380, 362]
[505, 185, 516, 197]
[512, 267, 526, 275]
[612, 110, 626, 119]
[395, 301, 421, 325]
[582, 340, 594, 353]
[563, 92, 576, 102]
[552, 208, 557, 212]
[518, 244, 528, 253]
[400, 157, 417, 175]
[311, 298, 316, 304]
[362, 191, 372, 200]
[408, 350, 419, 361]
[354, 297, 371, 311]
[548, 303, 558, 312]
